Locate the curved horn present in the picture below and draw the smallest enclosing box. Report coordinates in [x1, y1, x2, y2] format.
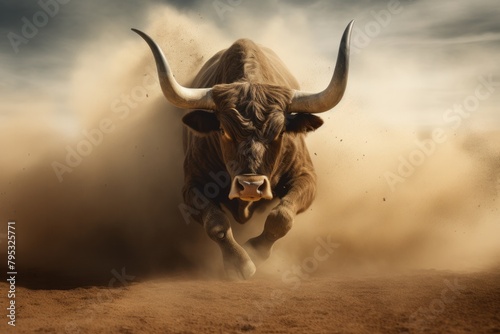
[131, 28, 216, 110]
[288, 20, 354, 114]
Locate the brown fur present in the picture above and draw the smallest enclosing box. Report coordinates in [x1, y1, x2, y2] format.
[179, 38, 323, 278]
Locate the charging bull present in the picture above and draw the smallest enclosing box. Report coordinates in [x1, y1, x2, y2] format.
[132, 20, 353, 279]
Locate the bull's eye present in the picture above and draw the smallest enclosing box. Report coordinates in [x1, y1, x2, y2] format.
[220, 128, 232, 141]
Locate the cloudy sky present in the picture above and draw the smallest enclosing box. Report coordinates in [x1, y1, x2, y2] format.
[1, 0, 499, 124]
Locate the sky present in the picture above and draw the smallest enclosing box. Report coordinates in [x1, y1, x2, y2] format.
[0, 0, 499, 280]
[0, 0, 499, 126]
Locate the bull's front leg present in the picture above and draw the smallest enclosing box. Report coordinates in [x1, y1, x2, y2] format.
[184, 179, 256, 279]
[245, 172, 317, 261]
[201, 203, 257, 280]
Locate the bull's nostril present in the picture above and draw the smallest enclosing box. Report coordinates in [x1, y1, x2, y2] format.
[230, 175, 272, 201]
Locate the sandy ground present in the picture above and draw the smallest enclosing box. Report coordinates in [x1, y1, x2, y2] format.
[1, 268, 499, 334]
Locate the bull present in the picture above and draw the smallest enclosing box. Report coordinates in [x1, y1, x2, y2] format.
[132, 20, 353, 279]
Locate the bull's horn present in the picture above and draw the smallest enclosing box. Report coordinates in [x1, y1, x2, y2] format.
[288, 20, 354, 114]
[131, 28, 216, 110]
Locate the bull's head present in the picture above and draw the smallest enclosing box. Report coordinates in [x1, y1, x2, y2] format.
[132, 21, 353, 202]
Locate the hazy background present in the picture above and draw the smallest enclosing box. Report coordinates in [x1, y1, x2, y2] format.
[0, 0, 499, 285]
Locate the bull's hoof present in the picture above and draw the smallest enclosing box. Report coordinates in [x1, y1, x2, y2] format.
[224, 259, 256, 280]
[222, 245, 256, 280]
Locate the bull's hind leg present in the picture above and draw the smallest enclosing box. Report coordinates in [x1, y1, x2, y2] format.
[204, 206, 256, 280]
[245, 173, 316, 262]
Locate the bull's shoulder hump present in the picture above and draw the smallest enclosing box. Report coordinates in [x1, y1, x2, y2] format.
[231, 38, 259, 49]
[226, 38, 272, 57]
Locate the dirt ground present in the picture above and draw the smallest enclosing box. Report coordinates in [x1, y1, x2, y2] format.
[1, 268, 499, 334]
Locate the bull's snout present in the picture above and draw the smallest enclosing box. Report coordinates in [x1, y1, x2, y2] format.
[228, 174, 273, 201]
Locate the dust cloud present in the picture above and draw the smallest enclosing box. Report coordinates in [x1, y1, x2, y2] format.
[0, 3, 499, 286]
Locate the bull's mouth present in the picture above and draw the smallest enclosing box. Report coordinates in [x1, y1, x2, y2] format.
[238, 196, 263, 202]
[228, 174, 273, 201]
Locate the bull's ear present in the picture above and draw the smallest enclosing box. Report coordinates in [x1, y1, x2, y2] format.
[182, 110, 220, 135]
[285, 114, 324, 133]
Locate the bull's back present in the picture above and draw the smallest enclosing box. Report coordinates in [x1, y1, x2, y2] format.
[190, 39, 300, 89]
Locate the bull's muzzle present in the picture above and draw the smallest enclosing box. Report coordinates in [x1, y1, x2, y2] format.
[228, 174, 273, 201]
